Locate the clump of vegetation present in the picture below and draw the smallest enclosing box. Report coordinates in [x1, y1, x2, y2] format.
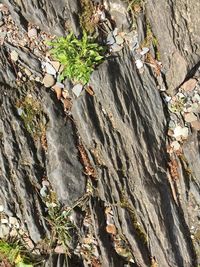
[16, 96, 46, 140]
[169, 96, 186, 113]
[0, 239, 33, 267]
[46, 202, 75, 256]
[125, 0, 143, 13]
[47, 31, 104, 85]
[120, 194, 148, 244]
[79, 0, 95, 34]
[141, 22, 161, 60]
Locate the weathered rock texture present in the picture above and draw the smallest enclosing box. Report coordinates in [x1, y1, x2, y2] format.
[146, 0, 200, 92]
[0, 0, 200, 267]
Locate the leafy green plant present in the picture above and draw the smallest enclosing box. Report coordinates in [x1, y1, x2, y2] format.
[47, 31, 104, 85]
[0, 239, 33, 267]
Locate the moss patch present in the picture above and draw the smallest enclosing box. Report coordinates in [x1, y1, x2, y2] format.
[16, 95, 47, 140]
[79, 0, 95, 34]
[141, 22, 160, 60]
[120, 194, 147, 244]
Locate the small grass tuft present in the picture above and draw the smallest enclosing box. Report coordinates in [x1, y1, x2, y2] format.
[46, 202, 75, 256]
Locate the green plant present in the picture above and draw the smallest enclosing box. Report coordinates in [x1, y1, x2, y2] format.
[141, 21, 161, 60]
[169, 97, 186, 113]
[123, 0, 143, 12]
[0, 239, 33, 266]
[48, 31, 104, 85]
[46, 203, 75, 256]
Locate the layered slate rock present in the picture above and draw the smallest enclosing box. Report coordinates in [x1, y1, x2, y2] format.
[0, 46, 86, 243]
[72, 47, 197, 267]
[146, 0, 200, 92]
[2, 0, 81, 36]
[0, 0, 200, 267]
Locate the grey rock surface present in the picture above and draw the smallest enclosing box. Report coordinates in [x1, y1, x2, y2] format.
[0, 0, 200, 267]
[146, 0, 200, 92]
[72, 47, 197, 267]
[2, 0, 81, 36]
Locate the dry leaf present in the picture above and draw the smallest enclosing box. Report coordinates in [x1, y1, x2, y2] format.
[145, 53, 161, 76]
[53, 85, 62, 100]
[168, 159, 179, 180]
[151, 257, 158, 267]
[62, 98, 72, 111]
[106, 224, 117, 235]
[85, 86, 95, 96]
[78, 143, 96, 178]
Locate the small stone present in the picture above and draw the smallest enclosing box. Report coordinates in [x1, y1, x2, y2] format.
[62, 89, 70, 99]
[111, 43, 123, 52]
[43, 74, 55, 87]
[10, 50, 19, 61]
[55, 245, 65, 254]
[30, 75, 35, 81]
[140, 47, 149, 56]
[113, 28, 118, 36]
[40, 185, 48, 198]
[115, 35, 124, 45]
[72, 84, 83, 97]
[186, 103, 200, 112]
[171, 141, 181, 151]
[43, 61, 57, 75]
[192, 93, 200, 103]
[24, 68, 32, 76]
[17, 108, 23, 116]
[17, 72, 22, 78]
[107, 32, 115, 45]
[191, 120, 200, 131]
[28, 28, 37, 38]
[168, 120, 176, 129]
[50, 61, 60, 72]
[23, 237, 35, 250]
[0, 205, 4, 212]
[35, 76, 41, 82]
[164, 95, 172, 103]
[53, 86, 62, 100]
[181, 78, 197, 92]
[9, 217, 18, 225]
[135, 59, 143, 69]
[184, 112, 197, 123]
[1, 218, 8, 224]
[0, 20, 4, 27]
[42, 180, 50, 187]
[176, 92, 185, 99]
[0, 225, 9, 238]
[10, 228, 18, 237]
[173, 126, 189, 140]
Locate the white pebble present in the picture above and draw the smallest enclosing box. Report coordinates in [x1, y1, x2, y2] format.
[135, 59, 143, 69]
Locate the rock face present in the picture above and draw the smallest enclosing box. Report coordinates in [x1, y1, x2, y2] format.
[0, 0, 200, 267]
[146, 0, 200, 92]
